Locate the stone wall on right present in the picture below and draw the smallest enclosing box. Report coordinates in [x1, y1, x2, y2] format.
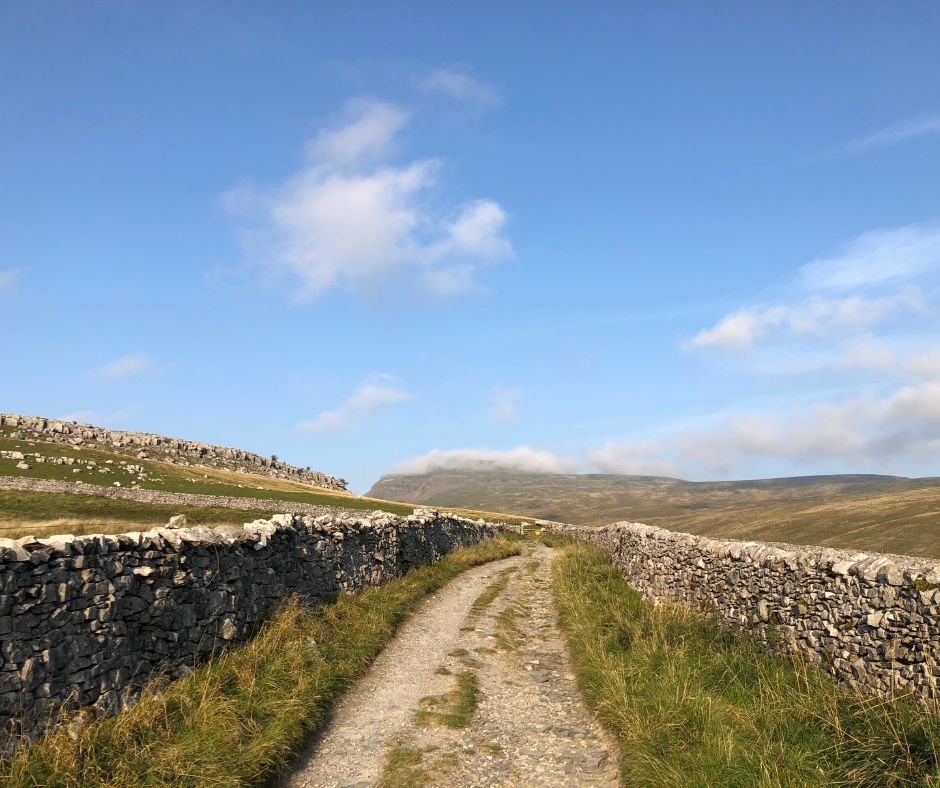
[565, 522, 940, 699]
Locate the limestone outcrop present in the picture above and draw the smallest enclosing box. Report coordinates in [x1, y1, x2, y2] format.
[0, 413, 347, 491]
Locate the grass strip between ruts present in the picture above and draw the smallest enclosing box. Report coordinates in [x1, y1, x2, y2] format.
[550, 539, 940, 787]
[0, 537, 520, 787]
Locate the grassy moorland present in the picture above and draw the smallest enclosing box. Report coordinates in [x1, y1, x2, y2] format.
[370, 469, 940, 558]
[550, 539, 940, 787]
[0, 490, 272, 539]
[0, 431, 535, 538]
[0, 537, 521, 787]
[0, 430, 413, 512]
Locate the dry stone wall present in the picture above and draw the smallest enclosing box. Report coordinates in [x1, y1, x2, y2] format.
[566, 522, 940, 700]
[0, 413, 347, 491]
[0, 476, 358, 519]
[0, 509, 500, 744]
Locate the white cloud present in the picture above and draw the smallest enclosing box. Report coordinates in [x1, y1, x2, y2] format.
[93, 354, 152, 380]
[393, 446, 579, 475]
[586, 440, 678, 477]
[268, 159, 439, 296]
[224, 98, 512, 299]
[430, 200, 513, 261]
[689, 224, 940, 355]
[686, 289, 921, 352]
[674, 380, 940, 474]
[837, 335, 940, 380]
[489, 386, 520, 423]
[800, 224, 940, 291]
[0, 269, 18, 289]
[306, 100, 409, 166]
[842, 115, 940, 156]
[295, 376, 412, 432]
[420, 68, 504, 113]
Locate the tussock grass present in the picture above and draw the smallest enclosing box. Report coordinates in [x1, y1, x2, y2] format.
[539, 530, 575, 549]
[470, 568, 516, 615]
[414, 671, 480, 729]
[552, 541, 940, 787]
[494, 603, 525, 652]
[380, 742, 430, 788]
[0, 537, 519, 787]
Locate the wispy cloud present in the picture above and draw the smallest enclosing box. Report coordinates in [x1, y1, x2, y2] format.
[686, 289, 921, 352]
[676, 218, 940, 476]
[838, 335, 940, 380]
[93, 353, 152, 380]
[489, 386, 521, 423]
[223, 97, 512, 299]
[305, 99, 409, 166]
[579, 379, 940, 478]
[0, 269, 19, 289]
[586, 440, 678, 477]
[688, 223, 940, 354]
[674, 381, 940, 474]
[842, 114, 940, 156]
[419, 68, 504, 114]
[800, 224, 940, 290]
[295, 375, 412, 432]
[393, 446, 579, 475]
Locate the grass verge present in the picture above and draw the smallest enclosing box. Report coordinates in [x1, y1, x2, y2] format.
[539, 530, 575, 549]
[0, 537, 519, 787]
[552, 540, 940, 787]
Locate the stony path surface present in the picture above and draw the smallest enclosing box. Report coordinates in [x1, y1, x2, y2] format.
[285, 544, 618, 787]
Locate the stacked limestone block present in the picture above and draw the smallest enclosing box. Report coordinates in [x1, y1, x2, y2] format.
[0, 413, 346, 491]
[0, 509, 500, 743]
[565, 522, 940, 700]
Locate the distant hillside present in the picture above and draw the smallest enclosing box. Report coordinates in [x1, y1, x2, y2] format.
[367, 469, 940, 558]
[0, 412, 346, 491]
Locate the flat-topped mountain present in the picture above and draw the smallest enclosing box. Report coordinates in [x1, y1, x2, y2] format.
[367, 468, 940, 558]
[1, 412, 347, 491]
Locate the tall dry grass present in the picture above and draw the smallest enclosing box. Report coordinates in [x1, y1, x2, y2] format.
[551, 540, 940, 787]
[0, 537, 520, 787]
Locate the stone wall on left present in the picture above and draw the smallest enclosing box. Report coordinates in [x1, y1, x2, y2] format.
[0, 509, 501, 744]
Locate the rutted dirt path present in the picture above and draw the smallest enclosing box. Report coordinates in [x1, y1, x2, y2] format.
[285, 544, 618, 787]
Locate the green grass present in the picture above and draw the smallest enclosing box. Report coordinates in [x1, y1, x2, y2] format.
[0, 537, 520, 787]
[0, 490, 270, 539]
[414, 671, 481, 729]
[460, 566, 517, 631]
[551, 540, 940, 787]
[493, 602, 525, 652]
[381, 742, 431, 788]
[539, 530, 575, 549]
[0, 432, 415, 517]
[1, 430, 541, 537]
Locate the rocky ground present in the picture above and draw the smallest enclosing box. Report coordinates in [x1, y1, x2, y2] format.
[284, 543, 618, 787]
[0, 413, 347, 490]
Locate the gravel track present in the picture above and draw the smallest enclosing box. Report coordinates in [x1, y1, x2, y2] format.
[285, 544, 618, 787]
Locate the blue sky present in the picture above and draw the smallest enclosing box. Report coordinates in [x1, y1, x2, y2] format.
[2, 2, 940, 491]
